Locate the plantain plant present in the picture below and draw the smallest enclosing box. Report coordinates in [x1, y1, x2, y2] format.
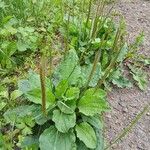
[3, 64, 109, 149]
[0, 0, 150, 149]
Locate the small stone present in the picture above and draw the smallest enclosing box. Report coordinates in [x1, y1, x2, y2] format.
[146, 112, 150, 116]
[106, 114, 112, 119]
[122, 107, 128, 113]
[142, 3, 146, 7]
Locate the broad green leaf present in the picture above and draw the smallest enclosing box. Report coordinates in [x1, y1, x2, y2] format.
[3, 105, 36, 123]
[1, 16, 12, 25]
[82, 115, 103, 130]
[18, 79, 30, 93]
[54, 49, 81, 85]
[39, 126, 75, 150]
[77, 140, 89, 150]
[75, 122, 97, 149]
[4, 105, 52, 126]
[18, 70, 52, 93]
[52, 109, 76, 133]
[3, 104, 51, 126]
[18, 71, 55, 107]
[66, 87, 80, 100]
[26, 88, 55, 108]
[55, 80, 68, 98]
[95, 129, 104, 150]
[78, 88, 109, 116]
[20, 136, 39, 150]
[81, 63, 101, 87]
[25, 89, 44, 105]
[0, 41, 16, 68]
[57, 101, 74, 114]
[32, 105, 53, 125]
[59, 99, 76, 113]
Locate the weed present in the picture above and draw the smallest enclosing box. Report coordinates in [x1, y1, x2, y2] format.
[2, 70, 109, 149]
[0, 0, 149, 149]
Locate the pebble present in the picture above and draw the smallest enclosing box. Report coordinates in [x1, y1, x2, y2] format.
[106, 114, 112, 119]
[142, 4, 146, 7]
[122, 107, 128, 113]
[146, 112, 150, 116]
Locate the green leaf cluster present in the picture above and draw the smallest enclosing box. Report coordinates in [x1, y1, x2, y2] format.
[3, 66, 109, 149]
[0, 0, 149, 149]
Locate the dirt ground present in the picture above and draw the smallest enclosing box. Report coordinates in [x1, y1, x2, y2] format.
[105, 0, 150, 150]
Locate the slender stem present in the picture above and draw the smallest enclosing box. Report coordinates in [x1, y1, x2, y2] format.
[104, 104, 150, 150]
[49, 49, 52, 78]
[84, 30, 108, 89]
[95, 25, 122, 88]
[65, 12, 70, 54]
[90, 0, 104, 39]
[40, 55, 46, 115]
[97, 5, 114, 37]
[65, 0, 113, 87]
[85, 50, 101, 88]
[72, 0, 75, 23]
[85, 0, 92, 28]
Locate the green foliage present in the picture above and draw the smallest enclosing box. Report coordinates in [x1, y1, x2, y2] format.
[0, 0, 64, 73]
[82, 115, 103, 130]
[0, 0, 149, 149]
[1, 70, 109, 149]
[81, 63, 101, 87]
[110, 68, 133, 88]
[55, 80, 69, 98]
[39, 126, 76, 150]
[16, 27, 39, 52]
[0, 17, 39, 71]
[54, 49, 81, 85]
[52, 109, 76, 133]
[128, 65, 148, 90]
[78, 88, 109, 116]
[57, 101, 76, 114]
[19, 136, 39, 150]
[18, 70, 55, 108]
[0, 132, 14, 150]
[76, 122, 97, 149]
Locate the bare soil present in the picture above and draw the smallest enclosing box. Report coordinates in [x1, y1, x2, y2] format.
[105, 0, 150, 150]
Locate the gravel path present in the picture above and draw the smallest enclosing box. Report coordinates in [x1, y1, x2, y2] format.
[105, 0, 150, 150]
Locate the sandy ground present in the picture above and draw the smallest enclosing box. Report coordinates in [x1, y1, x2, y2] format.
[105, 0, 150, 150]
